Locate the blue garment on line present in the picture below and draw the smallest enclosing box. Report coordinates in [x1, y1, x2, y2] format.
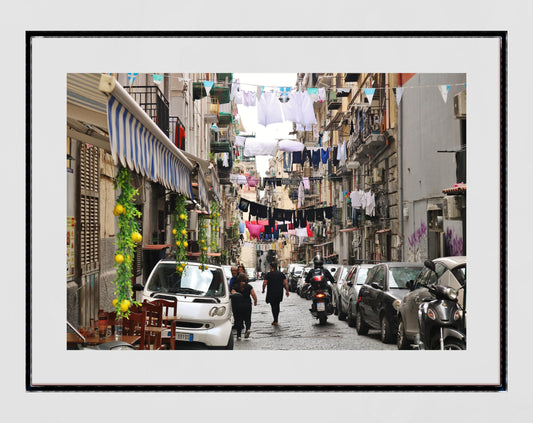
[321, 148, 329, 164]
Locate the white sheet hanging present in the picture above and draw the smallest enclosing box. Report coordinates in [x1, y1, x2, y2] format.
[257, 92, 283, 126]
[243, 139, 278, 156]
[278, 139, 305, 152]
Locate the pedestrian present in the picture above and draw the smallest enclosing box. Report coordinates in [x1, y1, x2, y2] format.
[228, 266, 238, 291]
[231, 273, 257, 339]
[262, 261, 289, 325]
[237, 264, 246, 275]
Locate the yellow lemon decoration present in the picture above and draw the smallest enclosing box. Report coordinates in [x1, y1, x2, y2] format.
[120, 299, 130, 313]
[112, 299, 118, 307]
[179, 213, 187, 220]
[176, 240, 181, 246]
[131, 232, 142, 243]
[177, 266, 183, 273]
[183, 241, 188, 248]
[113, 204, 125, 216]
[172, 228, 177, 235]
[114, 254, 124, 264]
[202, 246, 207, 251]
[181, 229, 187, 236]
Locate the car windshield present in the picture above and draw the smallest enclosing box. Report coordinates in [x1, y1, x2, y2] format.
[147, 263, 226, 297]
[294, 270, 302, 275]
[388, 267, 422, 289]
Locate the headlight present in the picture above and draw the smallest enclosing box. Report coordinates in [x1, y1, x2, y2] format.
[209, 306, 227, 317]
[427, 308, 436, 320]
[392, 299, 401, 311]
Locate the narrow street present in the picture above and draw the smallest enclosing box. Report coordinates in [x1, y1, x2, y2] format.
[232, 279, 396, 350]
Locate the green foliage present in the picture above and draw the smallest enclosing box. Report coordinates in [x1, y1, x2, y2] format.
[209, 200, 220, 253]
[173, 195, 188, 274]
[198, 213, 208, 270]
[112, 166, 142, 318]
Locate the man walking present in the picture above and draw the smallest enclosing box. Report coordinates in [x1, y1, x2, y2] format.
[262, 262, 289, 325]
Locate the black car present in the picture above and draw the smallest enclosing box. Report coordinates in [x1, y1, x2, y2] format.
[355, 262, 423, 344]
[397, 256, 466, 349]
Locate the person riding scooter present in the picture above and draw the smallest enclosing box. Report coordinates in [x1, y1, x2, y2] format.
[306, 254, 335, 290]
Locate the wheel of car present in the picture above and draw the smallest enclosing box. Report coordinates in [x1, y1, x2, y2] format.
[347, 301, 356, 327]
[355, 308, 369, 335]
[338, 300, 347, 321]
[397, 319, 410, 350]
[380, 315, 394, 344]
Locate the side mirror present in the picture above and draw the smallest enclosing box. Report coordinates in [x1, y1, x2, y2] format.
[424, 260, 436, 272]
[133, 283, 144, 292]
[371, 282, 382, 290]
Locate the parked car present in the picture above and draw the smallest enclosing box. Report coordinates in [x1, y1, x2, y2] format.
[296, 266, 312, 296]
[324, 264, 339, 279]
[134, 260, 233, 349]
[331, 265, 352, 316]
[288, 264, 305, 292]
[397, 256, 466, 349]
[245, 267, 257, 281]
[355, 262, 423, 344]
[343, 264, 375, 326]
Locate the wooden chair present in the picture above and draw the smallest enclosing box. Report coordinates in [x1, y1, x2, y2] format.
[139, 300, 166, 350]
[122, 311, 144, 337]
[150, 298, 178, 349]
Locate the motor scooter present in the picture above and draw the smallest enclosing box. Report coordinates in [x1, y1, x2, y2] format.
[416, 284, 466, 350]
[67, 321, 136, 350]
[308, 274, 334, 325]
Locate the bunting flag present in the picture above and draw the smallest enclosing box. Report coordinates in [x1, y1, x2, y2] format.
[127, 73, 138, 85]
[203, 80, 214, 95]
[439, 85, 450, 103]
[394, 87, 404, 105]
[364, 88, 376, 104]
[152, 74, 164, 85]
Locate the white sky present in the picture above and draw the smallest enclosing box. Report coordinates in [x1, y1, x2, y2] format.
[233, 73, 298, 176]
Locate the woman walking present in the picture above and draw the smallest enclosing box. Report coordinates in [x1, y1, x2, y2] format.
[231, 273, 258, 339]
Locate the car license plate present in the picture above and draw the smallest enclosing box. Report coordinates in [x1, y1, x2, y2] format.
[168, 331, 193, 342]
[317, 302, 325, 312]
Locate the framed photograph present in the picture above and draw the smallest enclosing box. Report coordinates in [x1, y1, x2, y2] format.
[28, 32, 505, 392]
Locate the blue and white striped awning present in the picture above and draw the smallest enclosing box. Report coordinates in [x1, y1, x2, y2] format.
[106, 95, 193, 199]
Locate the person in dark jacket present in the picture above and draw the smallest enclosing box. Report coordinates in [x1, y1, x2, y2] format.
[231, 273, 257, 339]
[262, 262, 290, 325]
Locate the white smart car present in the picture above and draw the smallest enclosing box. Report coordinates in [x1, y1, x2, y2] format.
[135, 260, 233, 349]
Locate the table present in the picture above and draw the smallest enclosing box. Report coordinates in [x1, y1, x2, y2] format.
[67, 333, 141, 345]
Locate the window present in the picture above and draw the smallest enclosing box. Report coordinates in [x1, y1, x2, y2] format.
[389, 267, 422, 289]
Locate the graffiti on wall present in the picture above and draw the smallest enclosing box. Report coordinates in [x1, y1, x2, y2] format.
[407, 221, 427, 262]
[444, 220, 464, 256]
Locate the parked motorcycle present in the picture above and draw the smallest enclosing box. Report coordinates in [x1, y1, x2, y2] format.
[416, 284, 466, 350]
[67, 321, 136, 350]
[308, 272, 334, 325]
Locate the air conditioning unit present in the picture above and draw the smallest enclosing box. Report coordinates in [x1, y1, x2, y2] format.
[187, 211, 198, 231]
[454, 90, 466, 118]
[443, 195, 464, 219]
[372, 168, 383, 183]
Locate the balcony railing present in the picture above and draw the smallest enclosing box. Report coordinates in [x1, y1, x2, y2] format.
[124, 85, 170, 137]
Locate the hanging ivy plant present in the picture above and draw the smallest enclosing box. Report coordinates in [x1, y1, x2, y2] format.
[173, 194, 188, 275]
[112, 166, 142, 319]
[209, 200, 220, 253]
[198, 213, 209, 270]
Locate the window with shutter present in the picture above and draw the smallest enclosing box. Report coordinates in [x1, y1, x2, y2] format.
[79, 144, 100, 274]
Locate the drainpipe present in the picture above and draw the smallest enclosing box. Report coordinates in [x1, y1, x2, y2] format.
[398, 83, 405, 262]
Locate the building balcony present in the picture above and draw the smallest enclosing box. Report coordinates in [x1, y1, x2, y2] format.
[124, 85, 170, 137]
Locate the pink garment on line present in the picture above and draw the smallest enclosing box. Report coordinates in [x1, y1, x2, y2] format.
[245, 222, 264, 239]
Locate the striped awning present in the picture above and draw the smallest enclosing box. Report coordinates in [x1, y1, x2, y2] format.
[106, 94, 193, 199]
